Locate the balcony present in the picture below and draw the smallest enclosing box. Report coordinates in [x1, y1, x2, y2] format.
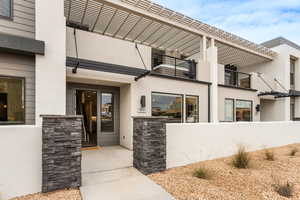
[151, 54, 197, 80]
[225, 69, 251, 89]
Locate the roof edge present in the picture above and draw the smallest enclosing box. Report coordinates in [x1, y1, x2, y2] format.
[261, 37, 300, 51]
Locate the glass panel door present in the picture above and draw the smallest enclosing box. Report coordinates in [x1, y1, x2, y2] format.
[101, 93, 114, 132]
[76, 90, 97, 147]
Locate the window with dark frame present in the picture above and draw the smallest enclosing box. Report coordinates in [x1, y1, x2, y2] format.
[236, 100, 252, 121]
[152, 92, 183, 122]
[101, 93, 114, 132]
[0, 0, 12, 19]
[186, 95, 199, 123]
[290, 58, 296, 88]
[0, 76, 25, 124]
[224, 98, 234, 122]
[290, 97, 295, 121]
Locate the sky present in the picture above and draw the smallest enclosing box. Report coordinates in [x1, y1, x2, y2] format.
[152, 0, 300, 45]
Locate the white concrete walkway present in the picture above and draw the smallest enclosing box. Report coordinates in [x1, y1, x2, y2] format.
[80, 146, 174, 200]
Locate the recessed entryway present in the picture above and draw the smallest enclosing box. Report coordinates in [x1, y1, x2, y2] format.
[67, 83, 120, 147]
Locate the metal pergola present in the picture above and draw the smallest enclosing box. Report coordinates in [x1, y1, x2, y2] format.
[65, 0, 276, 67]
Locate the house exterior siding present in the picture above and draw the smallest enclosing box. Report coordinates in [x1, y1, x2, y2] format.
[0, 52, 35, 124]
[0, 0, 35, 39]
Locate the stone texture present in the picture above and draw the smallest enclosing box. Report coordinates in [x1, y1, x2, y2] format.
[133, 117, 172, 175]
[42, 115, 83, 193]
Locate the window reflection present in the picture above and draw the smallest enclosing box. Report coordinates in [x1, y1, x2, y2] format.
[224, 99, 234, 122]
[152, 93, 182, 122]
[101, 93, 114, 132]
[236, 100, 252, 121]
[186, 96, 199, 123]
[0, 77, 25, 124]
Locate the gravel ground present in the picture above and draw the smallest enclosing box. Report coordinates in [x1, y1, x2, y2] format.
[10, 189, 81, 200]
[149, 144, 300, 200]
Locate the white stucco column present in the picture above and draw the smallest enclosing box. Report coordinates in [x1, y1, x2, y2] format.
[200, 36, 207, 61]
[207, 38, 218, 123]
[35, 1, 66, 125]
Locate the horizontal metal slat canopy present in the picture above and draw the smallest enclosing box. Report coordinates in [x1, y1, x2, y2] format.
[65, 0, 276, 67]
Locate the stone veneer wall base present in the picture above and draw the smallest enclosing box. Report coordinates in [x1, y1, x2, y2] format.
[41, 115, 82, 193]
[133, 117, 172, 175]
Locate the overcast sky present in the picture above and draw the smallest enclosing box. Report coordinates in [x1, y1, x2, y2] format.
[153, 0, 300, 45]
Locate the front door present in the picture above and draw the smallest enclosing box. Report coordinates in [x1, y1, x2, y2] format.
[76, 90, 98, 147]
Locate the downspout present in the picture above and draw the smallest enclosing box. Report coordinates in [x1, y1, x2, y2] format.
[208, 84, 211, 122]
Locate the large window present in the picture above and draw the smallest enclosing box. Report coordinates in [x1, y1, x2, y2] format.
[186, 96, 199, 123]
[291, 97, 295, 121]
[290, 59, 296, 88]
[224, 98, 234, 122]
[152, 92, 183, 122]
[0, 76, 25, 124]
[101, 93, 114, 132]
[236, 100, 252, 121]
[0, 0, 12, 18]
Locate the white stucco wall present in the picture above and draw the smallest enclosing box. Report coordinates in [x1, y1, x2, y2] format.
[167, 122, 300, 168]
[66, 27, 152, 70]
[35, 0, 66, 125]
[131, 76, 209, 122]
[0, 126, 42, 200]
[120, 84, 133, 149]
[218, 87, 260, 122]
[242, 44, 300, 121]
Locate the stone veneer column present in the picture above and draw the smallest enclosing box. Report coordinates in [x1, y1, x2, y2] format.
[133, 117, 172, 175]
[41, 115, 82, 193]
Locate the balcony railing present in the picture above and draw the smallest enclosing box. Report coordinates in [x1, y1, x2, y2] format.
[152, 54, 197, 79]
[225, 69, 251, 89]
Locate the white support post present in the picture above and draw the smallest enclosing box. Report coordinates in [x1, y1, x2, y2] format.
[200, 36, 207, 61]
[35, 1, 66, 125]
[207, 38, 219, 123]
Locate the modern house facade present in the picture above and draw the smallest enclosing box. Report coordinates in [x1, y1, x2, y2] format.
[0, 0, 300, 199]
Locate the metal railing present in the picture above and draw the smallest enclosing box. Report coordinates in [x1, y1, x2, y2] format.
[225, 69, 251, 89]
[152, 54, 196, 79]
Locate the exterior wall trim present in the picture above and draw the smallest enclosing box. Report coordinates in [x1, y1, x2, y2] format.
[150, 72, 212, 85]
[66, 57, 149, 76]
[0, 33, 45, 55]
[218, 84, 258, 92]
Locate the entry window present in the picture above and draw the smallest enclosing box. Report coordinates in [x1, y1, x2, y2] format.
[0, 0, 12, 18]
[101, 93, 114, 132]
[224, 99, 234, 122]
[0, 76, 25, 124]
[236, 100, 252, 121]
[152, 92, 183, 122]
[186, 96, 199, 123]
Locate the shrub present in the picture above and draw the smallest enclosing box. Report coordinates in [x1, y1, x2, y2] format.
[264, 149, 275, 161]
[290, 147, 298, 156]
[232, 145, 251, 169]
[273, 181, 294, 198]
[193, 166, 211, 179]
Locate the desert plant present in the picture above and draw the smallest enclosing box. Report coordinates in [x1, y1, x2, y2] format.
[289, 147, 298, 156]
[264, 149, 275, 161]
[232, 145, 251, 169]
[273, 181, 294, 198]
[193, 166, 211, 179]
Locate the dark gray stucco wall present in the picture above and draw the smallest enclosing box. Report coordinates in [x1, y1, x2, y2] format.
[133, 117, 172, 175]
[42, 115, 82, 193]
